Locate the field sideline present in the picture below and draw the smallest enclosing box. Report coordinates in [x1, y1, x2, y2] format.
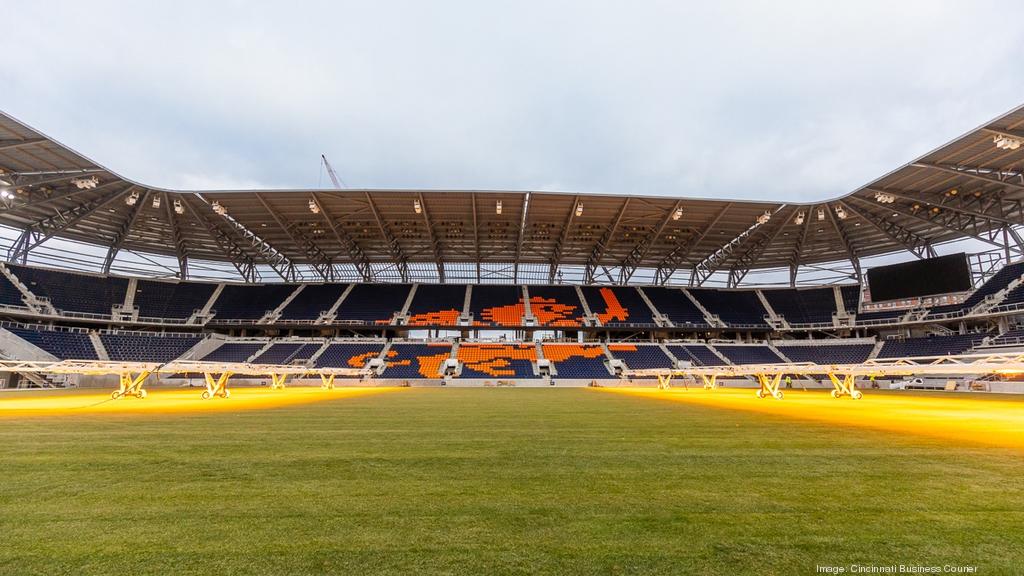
[1, 387, 1022, 575]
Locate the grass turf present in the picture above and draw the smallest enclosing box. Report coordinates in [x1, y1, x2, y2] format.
[0, 387, 1022, 575]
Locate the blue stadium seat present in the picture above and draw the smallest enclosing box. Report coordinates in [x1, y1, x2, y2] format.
[134, 280, 217, 319]
[688, 288, 769, 328]
[6, 325, 98, 359]
[9, 264, 127, 316]
[335, 284, 411, 324]
[278, 284, 349, 320]
[211, 284, 297, 320]
[101, 332, 202, 362]
[641, 287, 709, 327]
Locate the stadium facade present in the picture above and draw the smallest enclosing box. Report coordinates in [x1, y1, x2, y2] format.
[0, 105, 1023, 395]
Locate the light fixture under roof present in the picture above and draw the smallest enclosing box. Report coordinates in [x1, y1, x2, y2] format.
[212, 200, 227, 216]
[125, 190, 140, 206]
[308, 199, 320, 214]
[834, 205, 847, 220]
[0, 188, 13, 200]
[72, 176, 99, 190]
[817, 208, 825, 221]
[173, 199, 184, 215]
[672, 207, 683, 221]
[874, 191, 895, 204]
[152, 196, 161, 209]
[756, 210, 771, 225]
[575, 202, 583, 217]
[794, 211, 805, 225]
[413, 199, 422, 214]
[993, 134, 1023, 150]
[496, 200, 502, 215]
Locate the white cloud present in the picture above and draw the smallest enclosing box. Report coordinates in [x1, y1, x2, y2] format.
[1, 0, 1022, 201]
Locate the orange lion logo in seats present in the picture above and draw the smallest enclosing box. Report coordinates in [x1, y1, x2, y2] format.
[458, 344, 537, 377]
[406, 309, 461, 326]
[530, 297, 580, 326]
[594, 288, 628, 323]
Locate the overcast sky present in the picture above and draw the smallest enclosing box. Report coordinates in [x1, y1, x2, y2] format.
[3, 1, 1023, 202]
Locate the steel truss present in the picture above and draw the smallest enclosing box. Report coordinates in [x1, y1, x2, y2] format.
[0, 359, 365, 400]
[631, 352, 1024, 400]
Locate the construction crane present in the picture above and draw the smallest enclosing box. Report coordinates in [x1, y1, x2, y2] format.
[320, 154, 347, 189]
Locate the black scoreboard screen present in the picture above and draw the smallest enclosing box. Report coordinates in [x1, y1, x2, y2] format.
[866, 253, 972, 302]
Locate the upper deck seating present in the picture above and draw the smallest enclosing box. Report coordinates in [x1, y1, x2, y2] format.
[278, 284, 349, 320]
[457, 343, 537, 378]
[713, 345, 784, 365]
[528, 285, 585, 327]
[666, 344, 727, 367]
[380, 343, 452, 378]
[334, 284, 411, 324]
[6, 325, 98, 359]
[200, 342, 266, 363]
[100, 333, 202, 363]
[928, 261, 1024, 318]
[134, 280, 217, 319]
[469, 285, 524, 327]
[406, 284, 466, 326]
[840, 285, 861, 315]
[0, 272, 26, 307]
[876, 333, 984, 358]
[580, 286, 655, 326]
[688, 288, 769, 328]
[763, 287, 836, 324]
[776, 343, 873, 364]
[854, 308, 906, 324]
[314, 342, 386, 369]
[251, 342, 322, 364]
[541, 344, 610, 378]
[606, 344, 674, 369]
[640, 287, 709, 327]
[8, 264, 127, 316]
[210, 284, 297, 320]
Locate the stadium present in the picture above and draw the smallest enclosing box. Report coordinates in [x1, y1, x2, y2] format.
[1, 100, 1024, 572]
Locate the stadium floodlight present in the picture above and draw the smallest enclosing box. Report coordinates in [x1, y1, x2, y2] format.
[672, 207, 683, 220]
[496, 200, 502, 215]
[173, 199, 184, 215]
[756, 210, 771, 225]
[835, 205, 847, 219]
[125, 190, 140, 206]
[993, 134, 1023, 150]
[308, 199, 320, 214]
[575, 202, 584, 217]
[152, 196, 161, 209]
[794, 211, 805, 225]
[0, 188, 12, 200]
[816, 208, 825, 221]
[212, 201, 227, 216]
[413, 199, 422, 214]
[874, 192, 895, 204]
[72, 176, 99, 190]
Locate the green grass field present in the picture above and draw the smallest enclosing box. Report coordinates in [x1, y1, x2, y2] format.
[1, 387, 1023, 575]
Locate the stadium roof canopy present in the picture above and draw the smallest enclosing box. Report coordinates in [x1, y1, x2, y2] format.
[0, 105, 1023, 285]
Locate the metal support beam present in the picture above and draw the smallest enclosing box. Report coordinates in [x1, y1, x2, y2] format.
[912, 162, 1024, 192]
[841, 198, 935, 259]
[365, 192, 409, 282]
[654, 203, 732, 285]
[584, 198, 629, 284]
[416, 192, 445, 282]
[102, 190, 150, 274]
[825, 203, 861, 282]
[163, 192, 189, 279]
[312, 192, 372, 282]
[255, 193, 334, 282]
[619, 200, 682, 284]
[548, 195, 580, 283]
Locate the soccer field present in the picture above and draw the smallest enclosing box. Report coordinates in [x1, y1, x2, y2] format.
[1, 387, 1022, 575]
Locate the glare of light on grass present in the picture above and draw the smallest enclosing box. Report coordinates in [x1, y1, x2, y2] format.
[0, 386, 399, 418]
[599, 387, 1024, 450]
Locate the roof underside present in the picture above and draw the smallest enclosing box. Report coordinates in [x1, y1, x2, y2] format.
[0, 105, 1023, 284]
